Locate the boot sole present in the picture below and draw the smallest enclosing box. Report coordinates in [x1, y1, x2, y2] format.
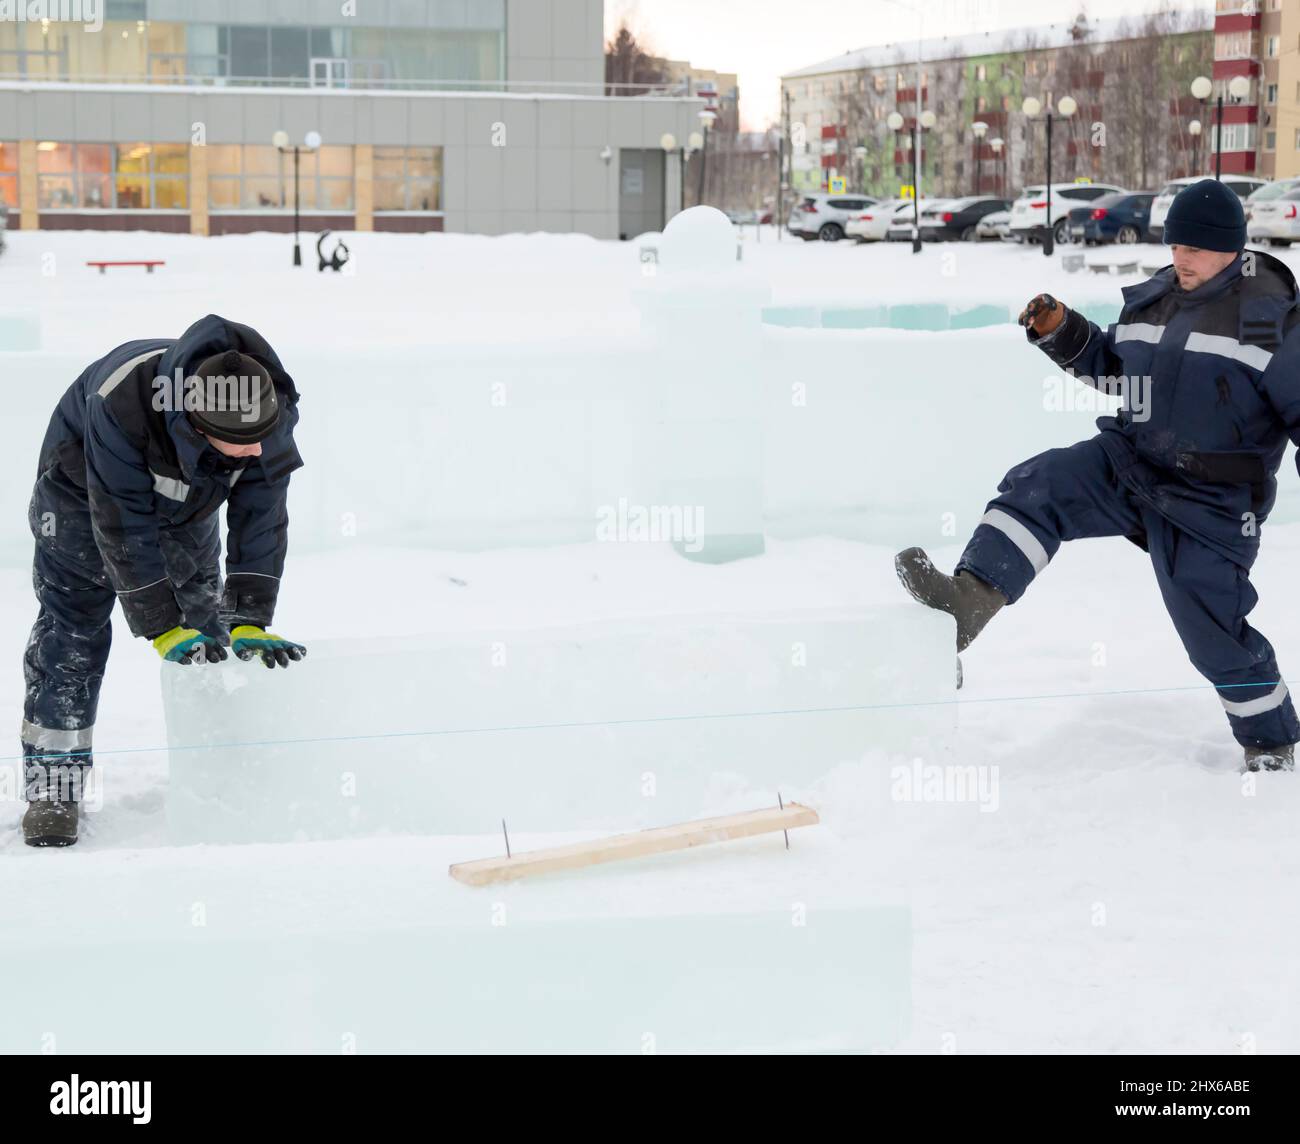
[25, 834, 78, 847]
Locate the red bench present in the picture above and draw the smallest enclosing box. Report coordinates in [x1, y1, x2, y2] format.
[86, 260, 166, 274]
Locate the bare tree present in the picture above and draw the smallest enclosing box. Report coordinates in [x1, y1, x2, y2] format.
[604, 23, 669, 96]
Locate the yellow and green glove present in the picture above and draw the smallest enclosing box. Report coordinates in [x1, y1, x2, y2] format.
[231, 625, 307, 669]
[152, 627, 229, 665]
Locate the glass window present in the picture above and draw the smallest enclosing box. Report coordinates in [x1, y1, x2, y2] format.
[206, 145, 242, 177]
[229, 25, 269, 81]
[209, 179, 241, 209]
[242, 146, 282, 177]
[244, 177, 284, 209]
[0, 141, 19, 210]
[37, 142, 76, 209]
[270, 26, 310, 80]
[37, 143, 192, 210]
[188, 24, 220, 58]
[77, 144, 112, 208]
[208, 145, 352, 212]
[374, 146, 443, 211]
[153, 144, 189, 176]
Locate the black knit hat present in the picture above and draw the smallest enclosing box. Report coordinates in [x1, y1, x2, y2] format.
[186, 350, 279, 445]
[1163, 178, 1246, 252]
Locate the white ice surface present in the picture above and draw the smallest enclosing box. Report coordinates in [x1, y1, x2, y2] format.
[2, 230, 1300, 1051]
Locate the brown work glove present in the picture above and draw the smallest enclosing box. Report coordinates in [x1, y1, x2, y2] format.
[1018, 293, 1066, 338]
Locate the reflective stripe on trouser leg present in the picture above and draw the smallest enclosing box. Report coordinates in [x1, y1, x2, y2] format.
[21, 719, 93, 755]
[981, 509, 1050, 574]
[955, 440, 1145, 605]
[1141, 510, 1300, 750]
[1219, 681, 1290, 719]
[23, 504, 115, 797]
[956, 508, 1055, 605]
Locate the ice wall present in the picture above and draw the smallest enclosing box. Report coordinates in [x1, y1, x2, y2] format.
[0, 839, 912, 1051]
[4, 287, 1298, 567]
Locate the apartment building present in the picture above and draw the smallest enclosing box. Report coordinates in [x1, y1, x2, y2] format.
[780, 13, 1213, 200]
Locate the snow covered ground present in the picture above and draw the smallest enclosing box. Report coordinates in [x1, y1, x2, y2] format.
[2, 227, 1300, 1052]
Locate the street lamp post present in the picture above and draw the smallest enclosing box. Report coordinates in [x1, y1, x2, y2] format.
[888, 108, 935, 254]
[853, 144, 868, 193]
[697, 108, 717, 205]
[1189, 118, 1202, 177]
[971, 120, 988, 196]
[273, 128, 321, 267]
[1192, 74, 1250, 180]
[989, 136, 1005, 198]
[1022, 95, 1076, 257]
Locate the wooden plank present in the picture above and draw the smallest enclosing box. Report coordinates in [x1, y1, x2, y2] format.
[450, 803, 820, 887]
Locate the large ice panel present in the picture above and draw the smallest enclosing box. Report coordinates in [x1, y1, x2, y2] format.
[163, 607, 955, 844]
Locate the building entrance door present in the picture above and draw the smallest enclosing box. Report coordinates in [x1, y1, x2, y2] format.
[619, 149, 665, 240]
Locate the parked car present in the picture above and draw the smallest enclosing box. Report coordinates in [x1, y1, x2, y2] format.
[786, 193, 878, 242]
[1247, 185, 1300, 247]
[887, 199, 953, 241]
[1009, 182, 1126, 244]
[975, 208, 1012, 241]
[1246, 178, 1300, 245]
[846, 198, 914, 242]
[1066, 191, 1155, 245]
[919, 196, 1012, 241]
[1148, 174, 1267, 240]
[1245, 177, 1300, 209]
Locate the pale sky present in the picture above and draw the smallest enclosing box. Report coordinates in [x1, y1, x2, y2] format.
[605, 0, 1213, 131]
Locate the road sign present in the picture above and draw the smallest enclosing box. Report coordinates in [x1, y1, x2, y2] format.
[828, 175, 847, 194]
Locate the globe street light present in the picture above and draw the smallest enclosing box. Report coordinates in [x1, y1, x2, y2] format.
[1193, 73, 1251, 179]
[971, 120, 988, 196]
[1023, 95, 1075, 256]
[887, 108, 934, 253]
[274, 128, 321, 267]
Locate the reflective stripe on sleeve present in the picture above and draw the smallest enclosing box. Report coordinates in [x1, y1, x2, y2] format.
[1184, 331, 1273, 372]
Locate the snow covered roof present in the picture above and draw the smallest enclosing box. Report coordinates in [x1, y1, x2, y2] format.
[781, 13, 1203, 80]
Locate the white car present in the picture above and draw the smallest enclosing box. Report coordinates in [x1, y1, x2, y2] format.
[1008, 183, 1125, 244]
[1148, 174, 1266, 241]
[975, 208, 1012, 241]
[786, 192, 879, 242]
[887, 199, 952, 241]
[846, 198, 913, 242]
[1247, 185, 1300, 247]
[1246, 178, 1300, 245]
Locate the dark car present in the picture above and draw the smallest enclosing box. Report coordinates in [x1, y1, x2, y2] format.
[1067, 192, 1154, 245]
[919, 196, 1012, 241]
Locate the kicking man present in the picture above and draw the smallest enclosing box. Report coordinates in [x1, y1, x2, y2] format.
[22, 314, 307, 846]
[898, 180, 1300, 773]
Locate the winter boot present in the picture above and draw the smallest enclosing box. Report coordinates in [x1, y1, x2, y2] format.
[1242, 742, 1295, 773]
[895, 547, 1007, 653]
[21, 757, 88, 847]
